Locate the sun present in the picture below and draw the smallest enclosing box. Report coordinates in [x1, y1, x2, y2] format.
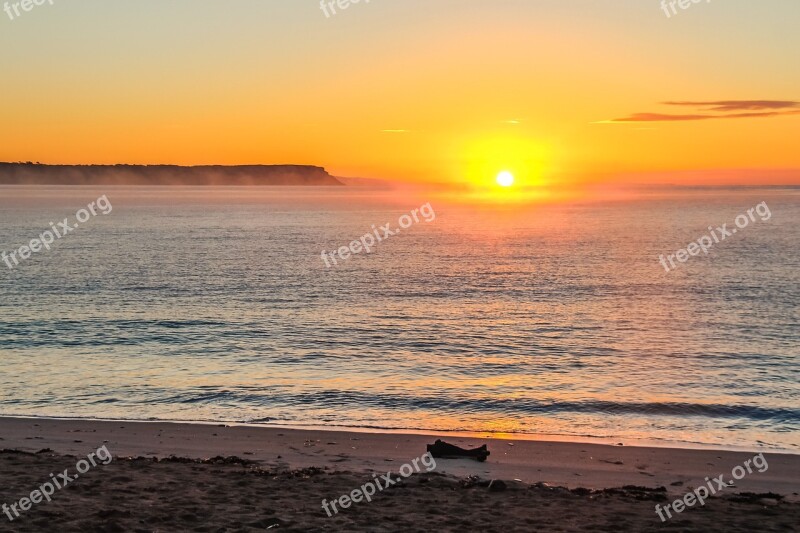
[496, 171, 514, 187]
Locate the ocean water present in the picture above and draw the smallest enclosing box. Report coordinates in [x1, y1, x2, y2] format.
[0, 185, 798, 451]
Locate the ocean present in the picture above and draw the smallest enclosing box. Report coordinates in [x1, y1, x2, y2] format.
[1, 185, 798, 451]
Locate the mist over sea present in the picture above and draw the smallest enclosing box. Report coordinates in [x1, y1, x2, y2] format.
[1, 186, 798, 451]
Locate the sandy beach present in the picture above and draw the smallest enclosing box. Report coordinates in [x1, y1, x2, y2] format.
[1, 417, 798, 531]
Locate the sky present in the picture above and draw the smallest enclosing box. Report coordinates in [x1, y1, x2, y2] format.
[1, 0, 798, 189]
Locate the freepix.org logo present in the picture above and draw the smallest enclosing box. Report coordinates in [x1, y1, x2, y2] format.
[320, 0, 370, 19]
[3, 0, 54, 22]
[2, 445, 113, 522]
[2, 194, 113, 270]
[321, 202, 436, 268]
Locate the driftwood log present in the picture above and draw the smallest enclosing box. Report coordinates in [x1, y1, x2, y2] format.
[426, 439, 490, 462]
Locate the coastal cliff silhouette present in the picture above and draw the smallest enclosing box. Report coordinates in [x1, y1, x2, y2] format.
[0, 163, 344, 186]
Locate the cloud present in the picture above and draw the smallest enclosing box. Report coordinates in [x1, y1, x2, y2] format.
[600, 100, 800, 123]
[662, 100, 799, 112]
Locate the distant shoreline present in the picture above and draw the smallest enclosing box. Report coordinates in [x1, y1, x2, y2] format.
[0, 163, 345, 186]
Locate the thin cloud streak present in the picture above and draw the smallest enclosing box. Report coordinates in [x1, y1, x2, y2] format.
[612, 110, 800, 122]
[602, 99, 800, 123]
[662, 100, 799, 112]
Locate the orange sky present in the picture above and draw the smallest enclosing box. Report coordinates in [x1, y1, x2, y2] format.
[0, 0, 798, 190]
